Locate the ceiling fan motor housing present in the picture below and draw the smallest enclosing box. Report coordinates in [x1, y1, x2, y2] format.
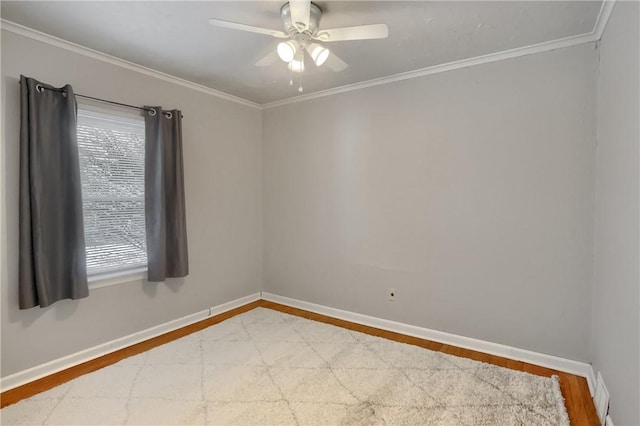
[281, 2, 322, 36]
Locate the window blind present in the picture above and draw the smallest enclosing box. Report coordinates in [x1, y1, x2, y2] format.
[77, 108, 147, 275]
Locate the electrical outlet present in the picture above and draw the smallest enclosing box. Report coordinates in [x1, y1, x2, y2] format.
[388, 288, 396, 301]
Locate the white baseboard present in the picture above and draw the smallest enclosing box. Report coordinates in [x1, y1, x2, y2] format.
[587, 367, 598, 400]
[0, 292, 261, 392]
[261, 292, 596, 396]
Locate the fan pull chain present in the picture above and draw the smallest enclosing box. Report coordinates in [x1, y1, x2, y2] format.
[289, 68, 293, 86]
[298, 68, 303, 92]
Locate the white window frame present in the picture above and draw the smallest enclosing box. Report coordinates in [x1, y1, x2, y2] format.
[89, 266, 147, 289]
[77, 103, 148, 289]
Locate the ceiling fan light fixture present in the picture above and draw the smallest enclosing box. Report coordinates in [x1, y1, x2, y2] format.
[307, 43, 330, 66]
[210, 0, 387, 86]
[277, 40, 298, 62]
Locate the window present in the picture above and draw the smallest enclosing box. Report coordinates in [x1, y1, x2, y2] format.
[77, 106, 147, 280]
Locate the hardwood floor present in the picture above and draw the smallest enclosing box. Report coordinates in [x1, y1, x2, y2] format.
[0, 300, 261, 409]
[261, 300, 600, 426]
[0, 299, 600, 425]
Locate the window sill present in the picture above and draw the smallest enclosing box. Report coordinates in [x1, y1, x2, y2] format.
[88, 267, 147, 290]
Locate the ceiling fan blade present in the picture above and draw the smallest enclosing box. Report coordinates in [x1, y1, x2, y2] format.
[325, 52, 348, 72]
[315, 24, 389, 42]
[209, 18, 287, 38]
[255, 51, 279, 67]
[289, 0, 311, 31]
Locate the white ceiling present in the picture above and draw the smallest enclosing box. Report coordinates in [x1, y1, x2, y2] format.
[1, 1, 603, 105]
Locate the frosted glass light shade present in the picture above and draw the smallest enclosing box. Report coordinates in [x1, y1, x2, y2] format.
[277, 41, 297, 62]
[288, 50, 305, 72]
[288, 58, 305, 72]
[307, 43, 330, 66]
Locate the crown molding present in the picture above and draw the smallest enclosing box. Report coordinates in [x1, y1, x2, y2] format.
[0, 19, 261, 110]
[2, 0, 617, 110]
[593, 0, 617, 40]
[263, 0, 616, 109]
[263, 32, 599, 109]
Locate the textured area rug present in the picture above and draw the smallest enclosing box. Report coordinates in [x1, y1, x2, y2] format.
[1, 307, 569, 425]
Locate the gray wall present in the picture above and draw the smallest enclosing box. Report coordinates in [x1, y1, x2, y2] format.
[592, 2, 640, 424]
[263, 43, 598, 361]
[1, 31, 263, 377]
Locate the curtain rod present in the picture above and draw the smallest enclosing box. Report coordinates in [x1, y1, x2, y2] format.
[78, 93, 158, 115]
[28, 82, 183, 118]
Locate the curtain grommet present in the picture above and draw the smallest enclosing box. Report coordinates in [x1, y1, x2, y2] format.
[149, 109, 156, 116]
[35, 84, 45, 93]
[165, 112, 173, 119]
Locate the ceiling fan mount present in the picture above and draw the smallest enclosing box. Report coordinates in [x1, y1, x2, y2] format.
[280, 2, 322, 38]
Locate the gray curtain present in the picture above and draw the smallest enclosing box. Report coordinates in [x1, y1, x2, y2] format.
[144, 106, 189, 281]
[19, 75, 88, 309]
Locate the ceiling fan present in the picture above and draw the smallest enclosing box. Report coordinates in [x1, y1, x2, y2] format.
[209, 1, 389, 90]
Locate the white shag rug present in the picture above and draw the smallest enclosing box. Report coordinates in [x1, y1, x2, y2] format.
[1, 307, 569, 425]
